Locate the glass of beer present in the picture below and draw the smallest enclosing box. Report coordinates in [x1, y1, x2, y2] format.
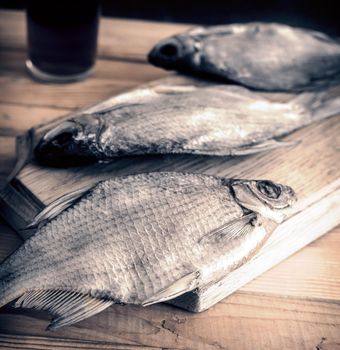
[26, 1, 100, 83]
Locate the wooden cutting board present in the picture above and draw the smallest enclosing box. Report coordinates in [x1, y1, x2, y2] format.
[0, 76, 339, 312]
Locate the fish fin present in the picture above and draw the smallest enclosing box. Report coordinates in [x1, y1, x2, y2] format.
[85, 103, 144, 115]
[25, 184, 95, 229]
[152, 85, 198, 95]
[182, 138, 298, 157]
[231, 139, 299, 156]
[290, 89, 340, 121]
[84, 87, 157, 114]
[142, 271, 200, 307]
[185, 25, 206, 35]
[14, 289, 113, 330]
[199, 213, 257, 244]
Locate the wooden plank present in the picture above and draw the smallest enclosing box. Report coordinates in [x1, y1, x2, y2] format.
[0, 63, 169, 110]
[0, 75, 144, 110]
[242, 227, 340, 300]
[0, 103, 70, 137]
[0, 104, 70, 137]
[0, 334, 160, 350]
[0, 58, 170, 110]
[0, 10, 188, 62]
[0, 75, 339, 312]
[0, 293, 339, 350]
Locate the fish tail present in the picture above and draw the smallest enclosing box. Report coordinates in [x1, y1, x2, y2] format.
[291, 87, 340, 122]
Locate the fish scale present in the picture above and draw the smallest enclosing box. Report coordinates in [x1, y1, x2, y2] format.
[0, 172, 296, 329]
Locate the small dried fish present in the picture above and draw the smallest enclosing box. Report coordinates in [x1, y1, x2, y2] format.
[148, 23, 340, 92]
[0, 172, 296, 329]
[34, 83, 340, 166]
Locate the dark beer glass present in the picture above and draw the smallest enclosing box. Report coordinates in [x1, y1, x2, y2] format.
[26, 1, 100, 82]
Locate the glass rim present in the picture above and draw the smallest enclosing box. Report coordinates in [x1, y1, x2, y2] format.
[26, 59, 95, 83]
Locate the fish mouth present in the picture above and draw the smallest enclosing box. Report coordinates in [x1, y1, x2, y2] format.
[148, 39, 182, 69]
[34, 121, 96, 167]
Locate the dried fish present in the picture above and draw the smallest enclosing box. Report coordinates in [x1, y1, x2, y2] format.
[0, 172, 296, 329]
[34, 83, 340, 166]
[148, 23, 340, 92]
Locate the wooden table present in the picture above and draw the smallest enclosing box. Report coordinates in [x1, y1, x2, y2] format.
[0, 10, 339, 350]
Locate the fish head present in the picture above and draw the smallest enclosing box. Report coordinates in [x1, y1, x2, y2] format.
[34, 117, 100, 166]
[230, 179, 297, 223]
[148, 35, 197, 70]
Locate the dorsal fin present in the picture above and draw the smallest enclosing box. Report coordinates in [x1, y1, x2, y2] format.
[152, 85, 198, 95]
[25, 183, 95, 229]
[14, 289, 113, 330]
[142, 271, 200, 307]
[87, 103, 143, 115]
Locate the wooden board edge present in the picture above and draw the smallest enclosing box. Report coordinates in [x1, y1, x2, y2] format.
[0, 179, 44, 239]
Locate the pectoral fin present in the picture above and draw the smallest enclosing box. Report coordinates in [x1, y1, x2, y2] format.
[84, 87, 157, 114]
[142, 271, 200, 307]
[14, 289, 113, 330]
[25, 183, 95, 229]
[199, 213, 257, 244]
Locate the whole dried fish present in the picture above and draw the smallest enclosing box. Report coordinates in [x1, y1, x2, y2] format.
[0, 172, 296, 329]
[148, 23, 340, 92]
[34, 83, 340, 166]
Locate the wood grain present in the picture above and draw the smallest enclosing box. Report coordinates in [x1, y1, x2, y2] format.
[0, 51, 170, 110]
[0, 74, 156, 110]
[242, 227, 340, 300]
[0, 294, 339, 350]
[0, 104, 70, 137]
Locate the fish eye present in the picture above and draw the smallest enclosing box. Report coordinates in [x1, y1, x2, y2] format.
[159, 43, 178, 58]
[256, 180, 281, 199]
[51, 132, 74, 147]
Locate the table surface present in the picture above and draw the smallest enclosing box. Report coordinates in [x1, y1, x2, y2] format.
[0, 10, 339, 350]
